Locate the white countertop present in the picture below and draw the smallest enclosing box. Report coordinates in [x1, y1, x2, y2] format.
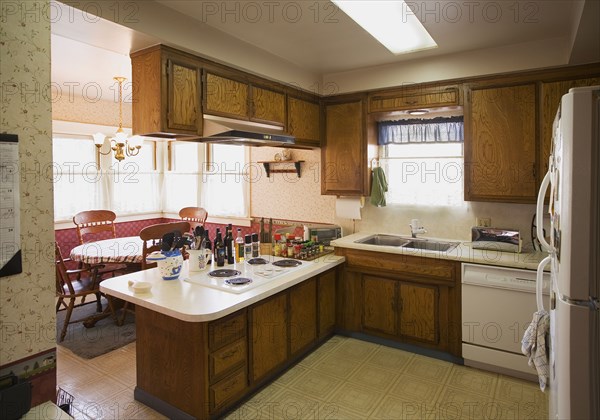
[331, 232, 549, 271]
[100, 255, 345, 322]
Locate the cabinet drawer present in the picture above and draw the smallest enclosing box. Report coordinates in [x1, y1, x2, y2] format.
[209, 311, 247, 351]
[209, 339, 247, 382]
[209, 368, 247, 412]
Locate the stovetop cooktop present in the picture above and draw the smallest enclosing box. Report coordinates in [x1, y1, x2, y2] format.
[185, 255, 313, 294]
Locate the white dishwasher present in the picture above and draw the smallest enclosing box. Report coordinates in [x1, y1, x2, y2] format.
[461, 263, 550, 381]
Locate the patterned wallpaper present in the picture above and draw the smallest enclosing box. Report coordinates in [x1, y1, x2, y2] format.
[52, 96, 132, 128]
[249, 147, 336, 223]
[0, 1, 56, 365]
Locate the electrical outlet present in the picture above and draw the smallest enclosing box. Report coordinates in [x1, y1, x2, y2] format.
[476, 217, 492, 227]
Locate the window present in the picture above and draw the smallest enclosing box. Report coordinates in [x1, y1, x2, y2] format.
[378, 116, 464, 207]
[109, 140, 160, 215]
[53, 136, 103, 221]
[163, 142, 202, 213]
[202, 144, 248, 218]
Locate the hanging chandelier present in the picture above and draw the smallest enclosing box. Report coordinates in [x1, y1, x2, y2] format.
[93, 76, 142, 162]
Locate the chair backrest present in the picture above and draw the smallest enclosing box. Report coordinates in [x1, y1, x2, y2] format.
[179, 207, 208, 231]
[55, 243, 76, 296]
[139, 221, 190, 269]
[73, 210, 117, 244]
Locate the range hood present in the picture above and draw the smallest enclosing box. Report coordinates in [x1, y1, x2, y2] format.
[186, 115, 295, 147]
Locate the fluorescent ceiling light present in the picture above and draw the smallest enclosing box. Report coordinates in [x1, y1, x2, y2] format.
[332, 0, 437, 54]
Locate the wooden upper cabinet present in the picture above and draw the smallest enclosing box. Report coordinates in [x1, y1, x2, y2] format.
[287, 96, 321, 146]
[130, 47, 202, 136]
[249, 85, 286, 126]
[204, 72, 249, 120]
[167, 60, 201, 132]
[368, 84, 460, 113]
[540, 77, 600, 177]
[322, 98, 368, 195]
[464, 83, 537, 203]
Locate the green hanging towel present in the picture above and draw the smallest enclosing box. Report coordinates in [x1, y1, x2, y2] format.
[370, 167, 388, 207]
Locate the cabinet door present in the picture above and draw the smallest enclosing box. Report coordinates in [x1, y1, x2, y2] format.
[289, 278, 317, 356]
[361, 275, 398, 336]
[250, 85, 285, 126]
[250, 294, 287, 382]
[288, 96, 321, 146]
[318, 270, 336, 338]
[323, 99, 366, 195]
[204, 72, 249, 119]
[465, 83, 537, 202]
[540, 78, 600, 176]
[167, 60, 201, 133]
[399, 282, 438, 344]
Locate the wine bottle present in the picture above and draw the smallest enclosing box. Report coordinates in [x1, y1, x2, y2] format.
[225, 225, 234, 264]
[215, 229, 225, 267]
[204, 229, 212, 264]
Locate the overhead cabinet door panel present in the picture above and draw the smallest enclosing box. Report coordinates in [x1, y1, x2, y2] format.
[167, 60, 201, 132]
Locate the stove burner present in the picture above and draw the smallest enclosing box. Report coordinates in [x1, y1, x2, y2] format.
[247, 258, 268, 265]
[225, 277, 253, 286]
[209, 269, 242, 278]
[272, 259, 302, 268]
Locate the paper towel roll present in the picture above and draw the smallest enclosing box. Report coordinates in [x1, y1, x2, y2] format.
[335, 197, 362, 220]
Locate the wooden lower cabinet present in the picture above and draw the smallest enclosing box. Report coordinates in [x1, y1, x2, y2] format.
[133, 268, 340, 419]
[336, 247, 461, 357]
[250, 293, 288, 383]
[289, 278, 317, 356]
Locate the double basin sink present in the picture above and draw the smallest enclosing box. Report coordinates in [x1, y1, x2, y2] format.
[355, 234, 460, 252]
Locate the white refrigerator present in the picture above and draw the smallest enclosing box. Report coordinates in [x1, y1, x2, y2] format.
[536, 86, 600, 419]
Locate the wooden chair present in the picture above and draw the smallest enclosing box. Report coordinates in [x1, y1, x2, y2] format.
[73, 210, 118, 244]
[179, 207, 208, 232]
[55, 244, 114, 342]
[72, 210, 129, 276]
[140, 221, 191, 269]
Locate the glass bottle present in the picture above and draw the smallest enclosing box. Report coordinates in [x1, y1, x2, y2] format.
[244, 234, 252, 262]
[235, 228, 244, 263]
[251, 233, 260, 258]
[273, 233, 282, 256]
[204, 230, 212, 264]
[215, 229, 225, 267]
[225, 225, 234, 264]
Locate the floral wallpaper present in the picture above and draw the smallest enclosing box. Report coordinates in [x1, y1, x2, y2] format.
[52, 95, 132, 128]
[0, 1, 56, 365]
[250, 147, 336, 224]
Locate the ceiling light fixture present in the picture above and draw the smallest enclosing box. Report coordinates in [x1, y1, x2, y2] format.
[93, 76, 142, 162]
[332, 0, 437, 55]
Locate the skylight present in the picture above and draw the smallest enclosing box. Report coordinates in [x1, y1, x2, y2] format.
[332, 0, 438, 55]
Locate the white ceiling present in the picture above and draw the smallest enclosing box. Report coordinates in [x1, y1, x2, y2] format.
[51, 0, 598, 95]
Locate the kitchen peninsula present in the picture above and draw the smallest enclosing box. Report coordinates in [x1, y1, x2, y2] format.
[100, 255, 343, 420]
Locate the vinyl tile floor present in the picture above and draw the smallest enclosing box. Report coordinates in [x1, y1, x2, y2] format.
[57, 335, 549, 419]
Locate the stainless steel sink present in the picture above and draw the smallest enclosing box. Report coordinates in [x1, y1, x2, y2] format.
[355, 234, 459, 252]
[355, 234, 411, 247]
[402, 240, 459, 252]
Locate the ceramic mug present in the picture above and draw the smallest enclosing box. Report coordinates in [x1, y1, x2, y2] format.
[146, 250, 184, 280]
[187, 248, 212, 272]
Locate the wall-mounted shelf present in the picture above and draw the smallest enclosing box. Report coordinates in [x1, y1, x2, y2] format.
[258, 160, 304, 178]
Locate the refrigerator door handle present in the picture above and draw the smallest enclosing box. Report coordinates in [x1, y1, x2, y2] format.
[537, 255, 552, 311]
[536, 171, 553, 253]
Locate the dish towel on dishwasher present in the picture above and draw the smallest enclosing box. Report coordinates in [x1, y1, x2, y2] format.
[370, 167, 388, 207]
[521, 309, 550, 391]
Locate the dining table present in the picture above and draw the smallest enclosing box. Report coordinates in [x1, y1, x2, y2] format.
[69, 236, 145, 266]
[69, 236, 145, 327]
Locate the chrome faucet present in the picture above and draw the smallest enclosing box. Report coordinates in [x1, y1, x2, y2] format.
[409, 219, 427, 238]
